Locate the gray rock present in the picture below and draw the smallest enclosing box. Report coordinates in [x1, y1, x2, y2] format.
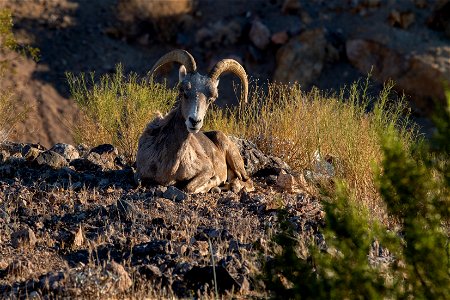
[36, 150, 68, 169]
[304, 150, 336, 183]
[116, 199, 139, 221]
[163, 186, 188, 202]
[21, 145, 42, 161]
[230, 136, 291, 176]
[90, 143, 118, 156]
[50, 143, 80, 160]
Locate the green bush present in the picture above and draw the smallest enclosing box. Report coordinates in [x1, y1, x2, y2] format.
[263, 98, 450, 299]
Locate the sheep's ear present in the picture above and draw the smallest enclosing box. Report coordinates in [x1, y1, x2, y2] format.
[179, 65, 187, 82]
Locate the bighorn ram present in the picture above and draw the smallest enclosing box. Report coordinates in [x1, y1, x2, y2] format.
[135, 50, 253, 193]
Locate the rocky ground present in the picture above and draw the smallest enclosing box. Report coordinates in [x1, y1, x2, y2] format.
[0, 0, 446, 297]
[1, 0, 449, 146]
[0, 139, 330, 298]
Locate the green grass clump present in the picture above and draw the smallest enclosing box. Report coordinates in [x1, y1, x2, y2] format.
[66, 64, 177, 161]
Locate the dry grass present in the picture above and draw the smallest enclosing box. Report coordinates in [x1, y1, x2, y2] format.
[205, 79, 417, 223]
[68, 66, 417, 222]
[67, 64, 177, 162]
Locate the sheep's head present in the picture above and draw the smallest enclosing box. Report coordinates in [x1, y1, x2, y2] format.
[150, 50, 248, 133]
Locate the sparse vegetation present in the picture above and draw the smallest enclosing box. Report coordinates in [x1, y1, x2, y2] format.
[206, 79, 416, 222]
[68, 66, 417, 220]
[66, 64, 177, 161]
[263, 98, 450, 299]
[0, 8, 35, 142]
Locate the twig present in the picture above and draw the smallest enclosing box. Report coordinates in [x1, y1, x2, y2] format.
[208, 237, 219, 299]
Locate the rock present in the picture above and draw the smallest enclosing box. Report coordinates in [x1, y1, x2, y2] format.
[71, 225, 84, 248]
[76, 143, 90, 157]
[276, 170, 297, 192]
[155, 185, 168, 197]
[84, 144, 119, 170]
[90, 144, 118, 156]
[304, 150, 336, 183]
[105, 261, 132, 293]
[0, 150, 10, 163]
[388, 10, 415, 29]
[163, 186, 188, 202]
[271, 31, 289, 45]
[415, 0, 427, 8]
[249, 20, 271, 50]
[184, 266, 240, 294]
[282, 0, 301, 14]
[118, 0, 193, 20]
[194, 241, 209, 256]
[36, 150, 68, 169]
[139, 264, 162, 280]
[229, 136, 291, 176]
[70, 150, 117, 171]
[50, 143, 79, 160]
[11, 228, 37, 249]
[132, 240, 170, 257]
[196, 21, 241, 48]
[427, 0, 450, 38]
[116, 199, 139, 221]
[346, 34, 450, 114]
[274, 28, 326, 87]
[21, 145, 42, 161]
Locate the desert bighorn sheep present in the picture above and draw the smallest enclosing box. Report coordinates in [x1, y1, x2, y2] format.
[135, 49, 253, 193]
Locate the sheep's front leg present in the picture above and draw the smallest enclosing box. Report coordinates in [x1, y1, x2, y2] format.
[204, 131, 254, 192]
[185, 171, 223, 194]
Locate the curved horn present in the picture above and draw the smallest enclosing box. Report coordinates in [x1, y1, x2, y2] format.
[209, 59, 248, 104]
[150, 49, 197, 75]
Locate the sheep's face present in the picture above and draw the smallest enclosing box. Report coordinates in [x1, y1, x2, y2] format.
[179, 67, 219, 133]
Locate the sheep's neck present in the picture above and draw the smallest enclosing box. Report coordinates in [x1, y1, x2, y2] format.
[162, 107, 191, 150]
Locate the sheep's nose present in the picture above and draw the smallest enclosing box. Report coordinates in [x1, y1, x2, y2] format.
[189, 117, 201, 126]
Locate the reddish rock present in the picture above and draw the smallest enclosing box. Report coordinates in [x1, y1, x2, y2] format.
[282, 0, 301, 14]
[271, 31, 289, 45]
[346, 38, 450, 114]
[276, 170, 297, 192]
[388, 10, 415, 29]
[105, 261, 132, 293]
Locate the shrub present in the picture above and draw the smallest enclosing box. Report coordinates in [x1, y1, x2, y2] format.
[66, 64, 177, 161]
[263, 98, 450, 299]
[206, 79, 416, 222]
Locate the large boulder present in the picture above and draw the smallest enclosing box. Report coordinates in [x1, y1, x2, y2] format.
[274, 28, 327, 87]
[346, 26, 450, 114]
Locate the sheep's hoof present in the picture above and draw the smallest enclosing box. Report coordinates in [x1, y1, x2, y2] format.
[210, 186, 221, 194]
